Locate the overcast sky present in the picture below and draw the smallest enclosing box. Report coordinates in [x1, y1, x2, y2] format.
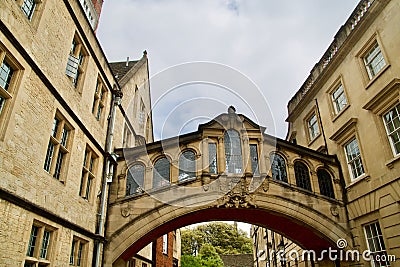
[97, 0, 359, 140]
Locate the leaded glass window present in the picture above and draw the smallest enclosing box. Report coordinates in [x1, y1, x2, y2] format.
[383, 103, 400, 156]
[153, 157, 170, 188]
[126, 164, 145, 195]
[270, 153, 287, 183]
[224, 130, 243, 173]
[179, 150, 196, 181]
[317, 169, 335, 198]
[250, 144, 259, 175]
[208, 143, 217, 174]
[294, 162, 311, 191]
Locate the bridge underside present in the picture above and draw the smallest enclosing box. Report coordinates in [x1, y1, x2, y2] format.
[118, 207, 336, 261]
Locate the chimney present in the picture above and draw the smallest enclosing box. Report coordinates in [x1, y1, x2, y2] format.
[126, 57, 129, 67]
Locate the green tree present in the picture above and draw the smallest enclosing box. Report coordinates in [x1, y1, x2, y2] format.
[181, 254, 202, 267]
[199, 243, 224, 267]
[181, 222, 253, 256]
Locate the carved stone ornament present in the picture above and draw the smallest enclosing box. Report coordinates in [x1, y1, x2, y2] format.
[121, 207, 131, 218]
[216, 177, 257, 208]
[330, 206, 339, 217]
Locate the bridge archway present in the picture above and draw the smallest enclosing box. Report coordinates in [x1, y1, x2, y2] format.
[105, 110, 351, 266]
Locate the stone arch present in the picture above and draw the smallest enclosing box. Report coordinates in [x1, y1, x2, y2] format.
[104, 190, 350, 266]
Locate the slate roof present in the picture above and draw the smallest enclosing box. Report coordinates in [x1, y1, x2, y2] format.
[220, 254, 254, 267]
[109, 60, 139, 81]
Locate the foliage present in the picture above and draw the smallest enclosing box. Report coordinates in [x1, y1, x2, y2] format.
[181, 222, 253, 256]
[181, 244, 224, 267]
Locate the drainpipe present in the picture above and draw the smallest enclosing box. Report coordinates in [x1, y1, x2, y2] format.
[94, 85, 123, 267]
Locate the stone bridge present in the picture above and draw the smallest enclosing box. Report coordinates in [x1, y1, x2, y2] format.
[104, 109, 352, 266]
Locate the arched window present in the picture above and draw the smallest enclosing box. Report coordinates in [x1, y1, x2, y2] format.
[179, 150, 196, 181]
[294, 162, 311, 191]
[126, 164, 144, 195]
[317, 169, 335, 198]
[153, 157, 170, 188]
[270, 153, 287, 182]
[224, 130, 243, 173]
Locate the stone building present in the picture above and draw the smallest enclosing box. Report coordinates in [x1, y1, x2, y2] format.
[0, 0, 178, 266]
[285, 0, 400, 266]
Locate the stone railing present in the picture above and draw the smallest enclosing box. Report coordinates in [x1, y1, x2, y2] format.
[288, 0, 375, 114]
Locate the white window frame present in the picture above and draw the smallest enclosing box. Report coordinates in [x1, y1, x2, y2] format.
[21, 0, 37, 20]
[363, 41, 386, 79]
[344, 137, 365, 180]
[307, 112, 320, 141]
[162, 234, 168, 254]
[364, 222, 390, 267]
[331, 83, 348, 114]
[382, 103, 400, 156]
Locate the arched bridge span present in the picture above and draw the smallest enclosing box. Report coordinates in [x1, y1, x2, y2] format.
[104, 110, 351, 266]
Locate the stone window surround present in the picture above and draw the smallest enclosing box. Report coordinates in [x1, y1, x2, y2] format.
[0, 45, 23, 140]
[25, 220, 57, 266]
[69, 236, 88, 267]
[92, 75, 107, 123]
[15, 0, 45, 29]
[79, 145, 98, 201]
[362, 79, 400, 165]
[329, 118, 369, 184]
[303, 107, 321, 145]
[66, 33, 88, 92]
[356, 33, 390, 88]
[325, 75, 350, 121]
[43, 111, 73, 183]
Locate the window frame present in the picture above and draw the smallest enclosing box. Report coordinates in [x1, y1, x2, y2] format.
[162, 234, 168, 255]
[356, 34, 390, 86]
[306, 111, 320, 142]
[65, 33, 88, 91]
[79, 146, 98, 201]
[0, 47, 23, 140]
[91, 76, 107, 123]
[69, 236, 88, 267]
[270, 153, 288, 183]
[249, 143, 260, 175]
[153, 156, 171, 189]
[363, 41, 386, 80]
[224, 129, 243, 174]
[344, 137, 365, 181]
[43, 112, 73, 183]
[178, 150, 196, 182]
[126, 163, 145, 196]
[25, 221, 56, 266]
[208, 142, 218, 174]
[382, 102, 400, 157]
[316, 169, 335, 199]
[363, 221, 390, 267]
[16, 0, 45, 29]
[294, 161, 312, 191]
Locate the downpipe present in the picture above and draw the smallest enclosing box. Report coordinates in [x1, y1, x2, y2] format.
[94, 86, 123, 267]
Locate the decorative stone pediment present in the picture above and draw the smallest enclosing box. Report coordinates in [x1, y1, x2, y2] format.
[198, 106, 266, 134]
[215, 176, 258, 208]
